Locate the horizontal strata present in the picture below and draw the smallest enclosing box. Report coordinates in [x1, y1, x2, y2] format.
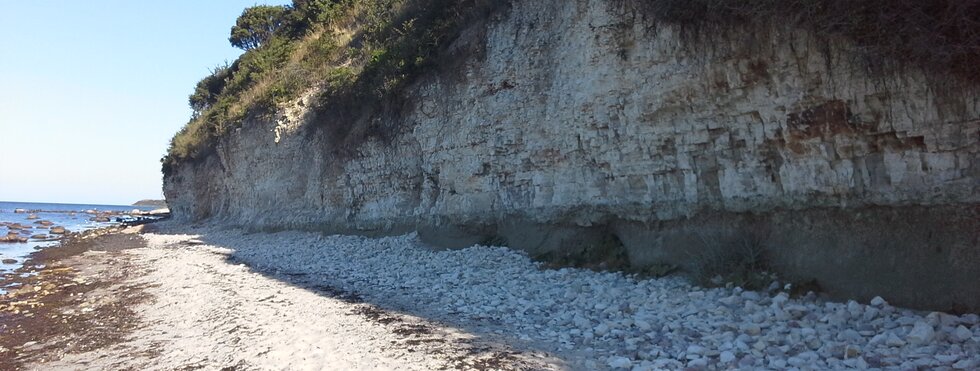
[164, 0, 980, 311]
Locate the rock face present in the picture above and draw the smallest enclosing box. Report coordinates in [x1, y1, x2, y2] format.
[164, 0, 980, 311]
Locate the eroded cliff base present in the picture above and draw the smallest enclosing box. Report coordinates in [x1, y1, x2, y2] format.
[164, 0, 979, 313]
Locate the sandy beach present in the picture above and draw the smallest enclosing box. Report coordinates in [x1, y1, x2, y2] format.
[0, 225, 560, 370]
[1, 222, 978, 370]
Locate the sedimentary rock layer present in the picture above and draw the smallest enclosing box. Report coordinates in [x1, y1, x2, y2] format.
[164, 0, 979, 310]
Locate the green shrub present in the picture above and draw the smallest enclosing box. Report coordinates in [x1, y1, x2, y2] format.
[163, 0, 979, 176]
[686, 232, 775, 290]
[161, 0, 507, 173]
[229, 5, 290, 50]
[188, 64, 231, 117]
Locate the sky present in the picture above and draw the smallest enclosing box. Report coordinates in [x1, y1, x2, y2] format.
[0, 0, 289, 206]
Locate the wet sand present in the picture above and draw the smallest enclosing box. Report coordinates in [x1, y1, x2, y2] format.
[0, 227, 149, 370]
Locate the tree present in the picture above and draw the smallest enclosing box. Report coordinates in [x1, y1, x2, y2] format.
[229, 5, 289, 50]
[189, 64, 231, 116]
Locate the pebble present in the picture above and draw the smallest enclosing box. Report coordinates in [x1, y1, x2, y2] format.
[719, 350, 735, 363]
[870, 296, 887, 307]
[952, 325, 972, 342]
[687, 358, 707, 368]
[885, 333, 907, 347]
[594, 323, 609, 336]
[740, 324, 761, 336]
[953, 358, 976, 369]
[908, 321, 936, 345]
[172, 229, 980, 370]
[607, 356, 632, 369]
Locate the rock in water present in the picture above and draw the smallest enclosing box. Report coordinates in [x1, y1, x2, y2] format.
[1, 258, 16, 264]
[907, 321, 935, 345]
[50, 226, 67, 234]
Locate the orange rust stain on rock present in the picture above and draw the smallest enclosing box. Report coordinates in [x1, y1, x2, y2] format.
[786, 100, 857, 140]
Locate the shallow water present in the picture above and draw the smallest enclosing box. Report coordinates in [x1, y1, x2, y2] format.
[0, 201, 156, 274]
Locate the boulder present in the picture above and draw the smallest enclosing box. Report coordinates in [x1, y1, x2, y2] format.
[30, 234, 48, 240]
[34, 220, 54, 226]
[1, 258, 17, 264]
[1, 233, 27, 243]
[13, 208, 26, 213]
[25, 214, 39, 220]
[907, 321, 936, 345]
[49, 226, 67, 234]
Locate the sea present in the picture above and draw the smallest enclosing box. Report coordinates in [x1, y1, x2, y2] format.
[0, 201, 158, 275]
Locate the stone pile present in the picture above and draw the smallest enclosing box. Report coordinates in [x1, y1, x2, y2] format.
[180, 229, 980, 370]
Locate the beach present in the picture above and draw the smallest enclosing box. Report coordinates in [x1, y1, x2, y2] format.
[1, 222, 979, 370]
[1, 224, 559, 370]
[0, 227, 148, 369]
[0, 201, 161, 280]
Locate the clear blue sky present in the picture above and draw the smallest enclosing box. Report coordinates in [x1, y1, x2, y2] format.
[0, 0, 288, 206]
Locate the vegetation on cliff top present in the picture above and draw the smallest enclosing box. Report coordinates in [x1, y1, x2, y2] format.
[163, 0, 980, 175]
[163, 0, 504, 175]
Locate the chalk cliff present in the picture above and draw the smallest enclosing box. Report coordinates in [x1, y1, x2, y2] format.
[165, 0, 979, 311]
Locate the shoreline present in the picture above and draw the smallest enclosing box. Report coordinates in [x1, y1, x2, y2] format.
[0, 203, 169, 280]
[0, 226, 148, 369]
[1, 223, 978, 370]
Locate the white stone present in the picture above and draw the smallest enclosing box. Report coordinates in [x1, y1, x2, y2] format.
[687, 358, 708, 368]
[885, 333, 907, 347]
[741, 291, 761, 301]
[847, 300, 863, 314]
[607, 356, 633, 369]
[868, 333, 887, 346]
[741, 324, 762, 336]
[594, 323, 609, 336]
[800, 327, 816, 338]
[686, 344, 705, 355]
[140, 229, 980, 370]
[772, 293, 789, 307]
[862, 307, 879, 321]
[719, 351, 736, 363]
[719, 295, 741, 306]
[952, 359, 976, 369]
[870, 296, 887, 307]
[936, 354, 959, 363]
[854, 357, 869, 369]
[634, 319, 651, 331]
[952, 325, 972, 343]
[907, 321, 936, 345]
